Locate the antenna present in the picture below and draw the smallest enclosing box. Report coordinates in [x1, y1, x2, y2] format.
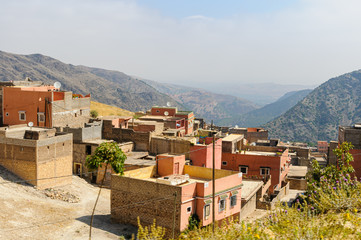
[54, 81, 61, 89]
[164, 111, 169, 116]
[166, 102, 171, 107]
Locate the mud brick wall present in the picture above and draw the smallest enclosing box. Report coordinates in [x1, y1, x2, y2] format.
[103, 123, 152, 151]
[150, 137, 194, 159]
[111, 174, 182, 234]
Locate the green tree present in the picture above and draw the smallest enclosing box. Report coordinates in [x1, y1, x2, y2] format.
[90, 110, 99, 118]
[86, 142, 126, 239]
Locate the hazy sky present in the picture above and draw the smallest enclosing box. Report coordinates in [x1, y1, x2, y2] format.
[1, 0, 361, 87]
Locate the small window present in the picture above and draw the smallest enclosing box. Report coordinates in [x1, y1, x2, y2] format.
[20, 147, 24, 152]
[18, 111, 26, 121]
[86, 145, 92, 155]
[187, 206, 192, 213]
[5, 112, 9, 117]
[239, 165, 248, 174]
[156, 110, 160, 113]
[37, 112, 45, 122]
[222, 161, 227, 166]
[230, 195, 237, 207]
[260, 167, 271, 176]
[219, 199, 226, 212]
[204, 204, 210, 219]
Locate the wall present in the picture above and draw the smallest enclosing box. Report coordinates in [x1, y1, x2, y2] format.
[150, 137, 195, 158]
[222, 150, 289, 194]
[328, 141, 338, 166]
[111, 174, 183, 235]
[0, 133, 72, 188]
[62, 122, 102, 142]
[189, 138, 222, 169]
[103, 122, 152, 151]
[3, 87, 52, 127]
[288, 178, 307, 190]
[240, 193, 257, 220]
[157, 154, 185, 176]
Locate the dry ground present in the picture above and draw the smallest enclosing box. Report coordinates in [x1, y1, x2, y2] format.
[0, 166, 137, 240]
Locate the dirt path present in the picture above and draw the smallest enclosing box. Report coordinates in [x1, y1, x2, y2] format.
[0, 166, 137, 240]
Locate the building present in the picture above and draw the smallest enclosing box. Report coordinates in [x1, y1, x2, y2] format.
[189, 137, 222, 169]
[150, 136, 196, 159]
[222, 134, 244, 153]
[148, 107, 194, 135]
[222, 148, 290, 194]
[0, 125, 72, 188]
[229, 127, 268, 143]
[338, 124, 361, 178]
[111, 154, 242, 236]
[317, 141, 328, 154]
[2, 85, 90, 128]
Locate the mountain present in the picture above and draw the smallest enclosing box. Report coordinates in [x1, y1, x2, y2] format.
[263, 70, 361, 142]
[188, 82, 316, 105]
[142, 79, 259, 124]
[217, 89, 312, 127]
[0, 51, 181, 112]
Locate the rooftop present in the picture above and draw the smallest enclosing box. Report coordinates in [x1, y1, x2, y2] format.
[288, 166, 307, 178]
[241, 180, 263, 200]
[243, 151, 278, 156]
[222, 134, 244, 142]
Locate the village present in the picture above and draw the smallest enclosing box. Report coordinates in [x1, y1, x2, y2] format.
[1, 78, 361, 239]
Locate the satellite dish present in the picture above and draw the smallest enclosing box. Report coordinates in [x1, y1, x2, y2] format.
[164, 111, 169, 116]
[166, 102, 171, 107]
[28, 122, 34, 127]
[54, 82, 61, 89]
[235, 125, 239, 128]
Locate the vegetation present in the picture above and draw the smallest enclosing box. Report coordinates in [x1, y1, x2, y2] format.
[86, 142, 127, 239]
[90, 109, 99, 118]
[90, 101, 134, 117]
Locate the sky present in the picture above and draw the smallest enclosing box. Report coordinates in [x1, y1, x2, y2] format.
[1, 0, 361, 88]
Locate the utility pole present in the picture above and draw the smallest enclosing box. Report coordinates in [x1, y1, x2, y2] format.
[211, 120, 215, 233]
[172, 191, 177, 240]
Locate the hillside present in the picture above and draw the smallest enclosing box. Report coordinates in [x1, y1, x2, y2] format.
[143, 79, 259, 124]
[90, 101, 134, 117]
[263, 70, 361, 142]
[218, 89, 312, 127]
[0, 51, 182, 112]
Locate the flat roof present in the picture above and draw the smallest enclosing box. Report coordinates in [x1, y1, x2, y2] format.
[222, 134, 244, 141]
[241, 180, 263, 200]
[288, 166, 307, 178]
[81, 139, 112, 145]
[244, 151, 277, 156]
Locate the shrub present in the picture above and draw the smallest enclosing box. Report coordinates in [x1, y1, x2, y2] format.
[90, 110, 99, 118]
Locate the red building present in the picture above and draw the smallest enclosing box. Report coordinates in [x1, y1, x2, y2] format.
[3, 86, 90, 128]
[189, 138, 222, 169]
[149, 107, 194, 135]
[222, 149, 290, 194]
[317, 141, 328, 154]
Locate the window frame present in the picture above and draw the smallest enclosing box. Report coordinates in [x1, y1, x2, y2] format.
[18, 111, 26, 121]
[204, 204, 210, 219]
[219, 199, 226, 212]
[230, 195, 237, 208]
[260, 167, 271, 176]
[239, 165, 248, 174]
[37, 112, 45, 122]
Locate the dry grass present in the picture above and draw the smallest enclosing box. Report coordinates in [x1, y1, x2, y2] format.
[90, 101, 134, 117]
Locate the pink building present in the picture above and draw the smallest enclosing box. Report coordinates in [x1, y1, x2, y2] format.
[189, 137, 222, 169]
[111, 154, 242, 236]
[222, 149, 290, 194]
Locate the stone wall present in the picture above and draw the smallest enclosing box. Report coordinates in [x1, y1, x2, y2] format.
[288, 178, 307, 190]
[62, 122, 102, 142]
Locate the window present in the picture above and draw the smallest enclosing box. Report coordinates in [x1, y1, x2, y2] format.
[186, 206, 192, 213]
[222, 161, 227, 166]
[219, 199, 226, 212]
[86, 145, 92, 155]
[5, 112, 9, 117]
[260, 167, 271, 176]
[239, 165, 248, 174]
[230, 195, 237, 207]
[37, 112, 45, 122]
[204, 204, 210, 219]
[18, 111, 26, 121]
[156, 110, 160, 113]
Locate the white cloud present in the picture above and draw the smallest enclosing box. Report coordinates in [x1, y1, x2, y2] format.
[0, 0, 361, 88]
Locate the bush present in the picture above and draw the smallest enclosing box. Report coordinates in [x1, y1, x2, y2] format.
[90, 110, 99, 118]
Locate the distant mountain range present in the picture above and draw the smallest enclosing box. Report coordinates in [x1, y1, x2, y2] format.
[142, 79, 259, 124]
[264, 70, 361, 142]
[217, 89, 312, 127]
[0, 51, 182, 112]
